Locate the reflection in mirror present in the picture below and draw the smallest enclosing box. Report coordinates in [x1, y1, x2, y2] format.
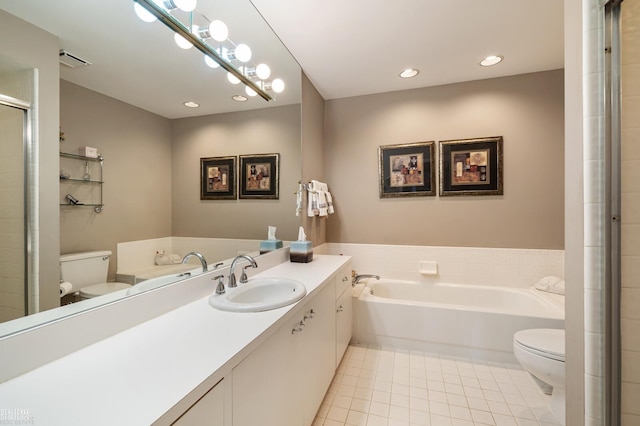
[0, 0, 302, 338]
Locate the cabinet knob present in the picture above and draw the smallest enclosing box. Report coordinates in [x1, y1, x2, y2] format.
[292, 320, 305, 334]
[337, 305, 344, 313]
[342, 276, 349, 282]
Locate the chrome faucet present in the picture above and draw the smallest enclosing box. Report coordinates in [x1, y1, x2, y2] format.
[182, 251, 208, 273]
[228, 254, 258, 288]
[353, 274, 380, 286]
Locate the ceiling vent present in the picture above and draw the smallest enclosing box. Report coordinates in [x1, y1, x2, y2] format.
[59, 50, 92, 68]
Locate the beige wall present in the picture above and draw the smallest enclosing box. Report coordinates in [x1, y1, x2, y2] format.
[171, 104, 301, 242]
[301, 72, 327, 245]
[324, 70, 565, 249]
[621, 1, 640, 422]
[0, 10, 60, 312]
[60, 81, 173, 280]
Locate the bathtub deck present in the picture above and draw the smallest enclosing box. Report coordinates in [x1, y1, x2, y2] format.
[315, 344, 561, 426]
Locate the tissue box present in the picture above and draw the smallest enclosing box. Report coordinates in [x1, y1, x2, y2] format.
[290, 241, 313, 263]
[259, 239, 283, 254]
[79, 146, 98, 158]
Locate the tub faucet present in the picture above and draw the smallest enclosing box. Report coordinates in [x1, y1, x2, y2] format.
[353, 274, 380, 286]
[228, 254, 258, 288]
[182, 251, 208, 273]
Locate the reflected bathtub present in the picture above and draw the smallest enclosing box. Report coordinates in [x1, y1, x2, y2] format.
[126, 269, 200, 296]
[352, 279, 564, 362]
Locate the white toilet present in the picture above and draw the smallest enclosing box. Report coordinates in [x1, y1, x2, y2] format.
[513, 328, 566, 424]
[60, 250, 131, 300]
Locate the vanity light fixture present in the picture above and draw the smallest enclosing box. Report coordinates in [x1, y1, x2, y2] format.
[184, 101, 200, 108]
[480, 55, 503, 66]
[174, 33, 193, 49]
[227, 72, 241, 85]
[133, 0, 284, 102]
[399, 68, 420, 78]
[262, 78, 285, 94]
[232, 95, 248, 102]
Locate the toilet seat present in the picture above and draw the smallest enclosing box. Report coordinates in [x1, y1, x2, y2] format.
[79, 282, 131, 298]
[514, 329, 565, 362]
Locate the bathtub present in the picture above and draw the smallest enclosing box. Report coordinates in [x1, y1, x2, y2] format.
[352, 279, 564, 362]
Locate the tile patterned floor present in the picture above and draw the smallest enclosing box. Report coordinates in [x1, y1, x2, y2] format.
[313, 345, 561, 426]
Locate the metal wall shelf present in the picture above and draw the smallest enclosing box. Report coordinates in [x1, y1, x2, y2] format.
[59, 152, 104, 213]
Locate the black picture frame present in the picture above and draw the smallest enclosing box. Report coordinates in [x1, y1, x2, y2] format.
[239, 153, 279, 199]
[200, 156, 237, 200]
[378, 141, 436, 198]
[439, 136, 504, 196]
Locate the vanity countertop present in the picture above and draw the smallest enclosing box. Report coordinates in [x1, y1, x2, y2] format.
[0, 255, 351, 425]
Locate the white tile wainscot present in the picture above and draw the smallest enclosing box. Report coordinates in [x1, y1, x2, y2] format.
[317, 243, 565, 289]
[0, 254, 351, 426]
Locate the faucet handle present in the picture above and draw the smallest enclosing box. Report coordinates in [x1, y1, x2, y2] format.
[213, 275, 225, 295]
[240, 264, 253, 283]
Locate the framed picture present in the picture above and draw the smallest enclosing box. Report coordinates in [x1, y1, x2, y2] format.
[378, 141, 436, 198]
[200, 156, 237, 200]
[439, 136, 503, 196]
[239, 153, 279, 199]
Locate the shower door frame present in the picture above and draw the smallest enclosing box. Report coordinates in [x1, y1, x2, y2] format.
[604, 0, 622, 424]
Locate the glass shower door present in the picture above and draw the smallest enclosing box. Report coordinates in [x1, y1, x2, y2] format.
[0, 97, 28, 322]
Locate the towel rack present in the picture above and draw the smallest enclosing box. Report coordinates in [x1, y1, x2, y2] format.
[296, 180, 330, 194]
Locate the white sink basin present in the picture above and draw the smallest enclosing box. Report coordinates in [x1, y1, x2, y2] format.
[208, 278, 307, 312]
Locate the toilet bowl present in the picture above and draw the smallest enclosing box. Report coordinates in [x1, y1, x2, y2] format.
[513, 328, 565, 424]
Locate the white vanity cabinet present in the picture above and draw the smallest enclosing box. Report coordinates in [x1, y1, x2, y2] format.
[172, 379, 224, 425]
[335, 264, 353, 367]
[232, 278, 336, 426]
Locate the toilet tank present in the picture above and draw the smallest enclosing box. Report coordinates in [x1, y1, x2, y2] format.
[60, 250, 112, 288]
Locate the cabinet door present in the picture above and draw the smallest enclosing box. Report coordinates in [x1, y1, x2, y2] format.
[173, 379, 224, 425]
[295, 282, 336, 425]
[336, 287, 353, 367]
[232, 314, 302, 426]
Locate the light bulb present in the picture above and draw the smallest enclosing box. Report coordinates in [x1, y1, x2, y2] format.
[134, 2, 157, 22]
[174, 33, 193, 49]
[173, 0, 197, 12]
[480, 55, 503, 66]
[209, 20, 228, 42]
[204, 56, 220, 69]
[399, 68, 419, 78]
[245, 86, 257, 97]
[256, 63, 271, 80]
[271, 78, 285, 93]
[234, 44, 252, 62]
[227, 72, 241, 85]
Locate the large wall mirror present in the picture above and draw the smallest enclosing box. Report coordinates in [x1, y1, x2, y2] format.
[0, 0, 302, 336]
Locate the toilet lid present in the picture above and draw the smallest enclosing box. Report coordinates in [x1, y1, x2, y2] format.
[514, 329, 565, 361]
[79, 282, 131, 297]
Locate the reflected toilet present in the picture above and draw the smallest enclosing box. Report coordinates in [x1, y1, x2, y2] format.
[60, 251, 131, 300]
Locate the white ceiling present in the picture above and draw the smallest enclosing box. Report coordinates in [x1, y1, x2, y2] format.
[0, 0, 563, 117]
[0, 0, 302, 118]
[250, 0, 564, 100]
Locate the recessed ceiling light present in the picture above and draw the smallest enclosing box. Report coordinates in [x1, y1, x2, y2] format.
[399, 68, 420, 78]
[480, 55, 503, 67]
[184, 101, 199, 108]
[232, 95, 248, 102]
